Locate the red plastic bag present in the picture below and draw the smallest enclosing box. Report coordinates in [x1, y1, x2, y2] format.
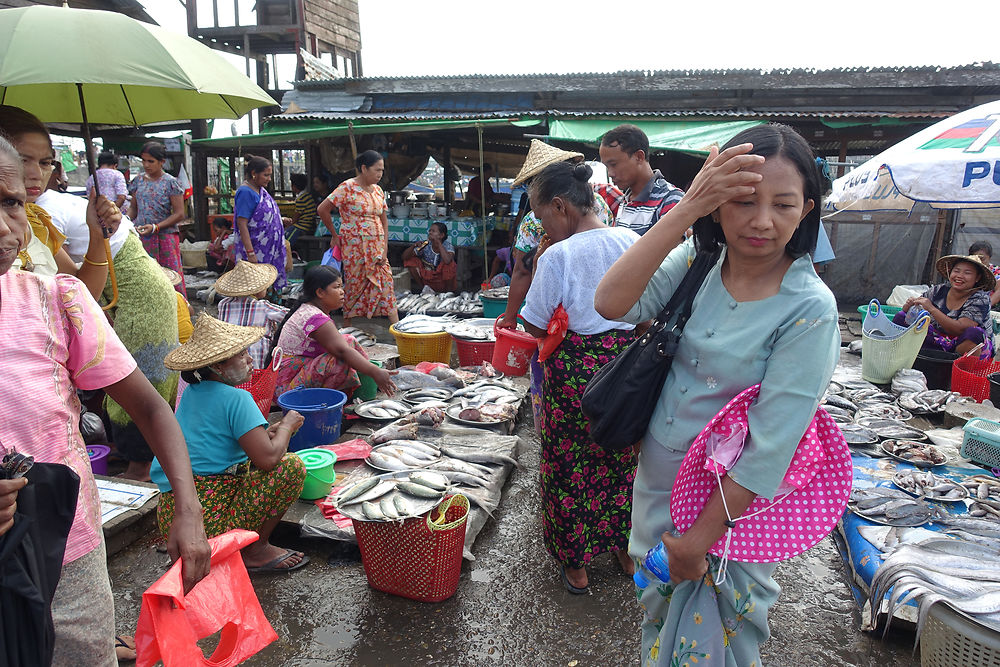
[537, 304, 568, 362]
[414, 361, 449, 374]
[135, 529, 278, 667]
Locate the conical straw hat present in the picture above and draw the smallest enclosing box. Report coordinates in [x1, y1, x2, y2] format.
[512, 139, 584, 187]
[164, 314, 265, 371]
[214, 260, 278, 297]
[935, 254, 997, 292]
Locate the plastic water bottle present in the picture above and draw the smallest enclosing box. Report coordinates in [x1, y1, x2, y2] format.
[904, 305, 922, 326]
[633, 541, 670, 588]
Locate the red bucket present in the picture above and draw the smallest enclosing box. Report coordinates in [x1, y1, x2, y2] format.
[491, 315, 536, 376]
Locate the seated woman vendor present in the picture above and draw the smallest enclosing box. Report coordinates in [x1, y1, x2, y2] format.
[402, 221, 457, 293]
[273, 264, 397, 399]
[894, 253, 996, 359]
[151, 315, 311, 573]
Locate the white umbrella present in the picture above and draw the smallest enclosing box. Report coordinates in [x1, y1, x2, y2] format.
[824, 99, 1000, 215]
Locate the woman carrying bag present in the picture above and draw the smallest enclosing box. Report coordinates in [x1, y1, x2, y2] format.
[595, 124, 841, 665]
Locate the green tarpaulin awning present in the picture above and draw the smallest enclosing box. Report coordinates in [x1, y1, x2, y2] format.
[547, 119, 764, 156]
[192, 117, 528, 150]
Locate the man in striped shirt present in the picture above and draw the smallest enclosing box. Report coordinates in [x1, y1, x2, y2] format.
[598, 124, 684, 236]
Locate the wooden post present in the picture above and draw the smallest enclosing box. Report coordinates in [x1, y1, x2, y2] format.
[838, 139, 848, 178]
[443, 145, 453, 206]
[191, 120, 209, 237]
[347, 121, 358, 161]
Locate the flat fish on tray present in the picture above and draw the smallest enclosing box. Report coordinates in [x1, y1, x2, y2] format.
[838, 423, 879, 445]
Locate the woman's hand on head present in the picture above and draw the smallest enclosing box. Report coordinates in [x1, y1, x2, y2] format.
[674, 143, 765, 221]
[660, 532, 709, 582]
[87, 192, 121, 235]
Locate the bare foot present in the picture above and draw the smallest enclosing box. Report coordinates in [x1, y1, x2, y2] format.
[564, 565, 588, 590]
[117, 462, 151, 483]
[614, 549, 635, 576]
[242, 543, 306, 571]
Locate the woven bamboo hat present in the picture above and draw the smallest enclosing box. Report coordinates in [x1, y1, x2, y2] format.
[512, 139, 584, 187]
[935, 254, 996, 291]
[161, 266, 182, 287]
[164, 314, 264, 371]
[214, 260, 278, 297]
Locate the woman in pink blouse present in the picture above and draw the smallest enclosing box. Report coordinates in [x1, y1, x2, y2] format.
[0, 136, 210, 666]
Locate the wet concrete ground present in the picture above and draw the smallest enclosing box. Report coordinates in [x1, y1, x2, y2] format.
[108, 425, 919, 666]
[107, 310, 922, 665]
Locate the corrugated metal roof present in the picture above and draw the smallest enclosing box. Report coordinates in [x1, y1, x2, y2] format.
[370, 93, 535, 112]
[291, 62, 1000, 87]
[266, 108, 949, 125]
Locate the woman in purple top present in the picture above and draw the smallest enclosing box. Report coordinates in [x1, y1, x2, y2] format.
[85, 151, 129, 211]
[129, 141, 186, 292]
[233, 154, 287, 291]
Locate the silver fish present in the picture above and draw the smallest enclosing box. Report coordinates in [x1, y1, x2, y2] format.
[439, 445, 520, 469]
[361, 501, 384, 520]
[367, 451, 412, 471]
[397, 481, 444, 499]
[336, 477, 379, 504]
[341, 479, 395, 506]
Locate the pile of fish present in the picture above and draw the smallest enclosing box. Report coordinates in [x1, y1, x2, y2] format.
[368, 440, 442, 470]
[880, 439, 947, 466]
[897, 390, 960, 414]
[445, 321, 495, 341]
[354, 399, 411, 420]
[960, 475, 1000, 520]
[450, 381, 521, 422]
[455, 362, 499, 381]
[866, 538, 1000, 639]
[393, 313, 457, 334]
[396, 291, 483, 316]
[339, 327, 377, 347]
[892, 469, 968, 501]
[334, 471, 451, 521]
[480, 286, 509, 300]
[849, 486, 942, 526]
[401, 387, 455, 404]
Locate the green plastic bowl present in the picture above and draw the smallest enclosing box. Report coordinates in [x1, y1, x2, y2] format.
[296, 448, 337, 500]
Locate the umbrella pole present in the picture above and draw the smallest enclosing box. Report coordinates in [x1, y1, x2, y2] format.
[76, 84, 118, 310]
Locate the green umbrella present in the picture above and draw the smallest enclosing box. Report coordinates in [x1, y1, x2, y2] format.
[0, 4, 276, 308]
[0, 5, 275, 125]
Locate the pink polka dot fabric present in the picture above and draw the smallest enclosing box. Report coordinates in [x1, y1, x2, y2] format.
[669, 384, 853, 563]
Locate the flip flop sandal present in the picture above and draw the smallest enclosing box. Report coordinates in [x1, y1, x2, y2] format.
[560, 566, 589, 595]
[246, 549, 310, 574]
[115, 635, 137, 662]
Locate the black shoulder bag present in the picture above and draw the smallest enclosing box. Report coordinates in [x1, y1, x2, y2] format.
[581, 249, 720, 451]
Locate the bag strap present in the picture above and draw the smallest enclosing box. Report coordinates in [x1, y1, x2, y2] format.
[638, 249, 720, 348]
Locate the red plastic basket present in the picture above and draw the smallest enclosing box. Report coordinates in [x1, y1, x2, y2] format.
[236, 348, 282, 417]
[453, 336, 496, 366]
[352, 494, 469, 602]
[951, 355, 1000, 402]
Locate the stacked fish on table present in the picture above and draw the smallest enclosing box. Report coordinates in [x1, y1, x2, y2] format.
[396, 291, 483, 316]
[866, 538, 1000, 640]
[892, 469, 968, 501]
[848, 487, 943, 526]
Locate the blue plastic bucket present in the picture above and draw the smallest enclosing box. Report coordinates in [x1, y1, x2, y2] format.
[276, 387, 347, 452]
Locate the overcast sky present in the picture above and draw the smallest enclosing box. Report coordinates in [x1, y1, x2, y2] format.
[139, 0, 1000, 137]
[147, 0, 1000, 77]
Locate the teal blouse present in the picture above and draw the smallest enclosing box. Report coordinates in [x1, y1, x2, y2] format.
[622, 239, 840, 500]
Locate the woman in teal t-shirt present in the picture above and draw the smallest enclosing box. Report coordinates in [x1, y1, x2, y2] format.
[151, 314, 311, 573]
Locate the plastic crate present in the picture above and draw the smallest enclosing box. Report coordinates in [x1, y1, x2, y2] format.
[453, 336, 495, 366]
[389, 324, 453, 366]
[857, 303, 903, 322]
[952, 356, 1000, 402]
[921, 601, 1000, 667]
[961, 418, 1000, 468]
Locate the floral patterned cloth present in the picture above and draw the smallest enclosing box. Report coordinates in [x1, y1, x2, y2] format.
[156, 453, 305, 538]
[273, 305, 367, 399]
[234, 185, 288, 289]
[514, 189, 615, 254]
[328, 179, 396, 318]
[129, 172, 182, 232]
[632, 436, 779, 667]
[141, 231, 187, 293]
[540, 329, 636, 570]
